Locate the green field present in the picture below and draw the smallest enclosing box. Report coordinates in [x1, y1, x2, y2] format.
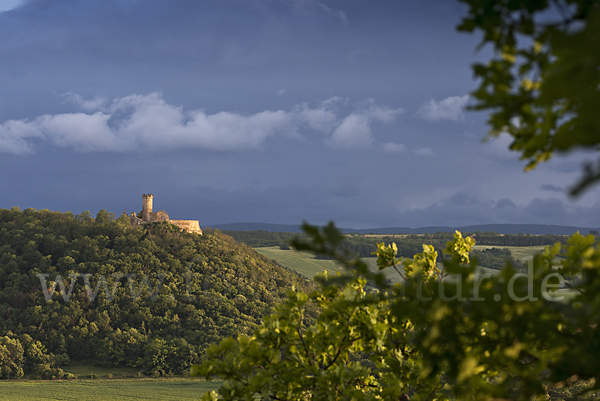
[0, 378, 220, 401]
[255, 247, 405, 283]
[255, 247, 345, 278]
[256, 245, 574, 293]
[472, 245, 547, 263]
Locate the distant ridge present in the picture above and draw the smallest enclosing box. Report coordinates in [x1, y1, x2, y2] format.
[209, 222, 600, 236]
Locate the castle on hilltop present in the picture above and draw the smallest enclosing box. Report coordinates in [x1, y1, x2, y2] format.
[125, 194, 202, 235]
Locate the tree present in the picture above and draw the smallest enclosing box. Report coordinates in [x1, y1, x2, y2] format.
[75, 210, 93, 222]
[95, 209, 114, 224]
[458, 0, 600, 195]
[195, 225, 600, 400]
[192, 1, 600, 400]
[193, 230, 473, 400]
[0, 336, 24, 379]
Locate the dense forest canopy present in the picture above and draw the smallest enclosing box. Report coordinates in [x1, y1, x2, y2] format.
[0, 207, 315, 379]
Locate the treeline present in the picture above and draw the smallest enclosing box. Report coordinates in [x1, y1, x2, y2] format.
[472, 232, 569, 246]
[0, 208, 315, 379]
[220, 230, 298, 248]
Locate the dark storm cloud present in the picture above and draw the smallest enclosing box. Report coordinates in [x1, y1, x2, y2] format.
[0, 0, 596, 228]
[397, 193, 600, 228]
[495, 198, 517, 209]
[0, 0, 478, 117]
[541, 184, 564, 193]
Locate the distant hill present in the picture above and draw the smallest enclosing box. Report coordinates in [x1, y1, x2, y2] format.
[210, 222, 600, 236]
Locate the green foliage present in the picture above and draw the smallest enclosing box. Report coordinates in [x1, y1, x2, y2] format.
[221, 230, 298, 248]
[0, 336, 24, 379]
[194, 223, 600, 400]
[0, 208, 314, 378]
[472, 232, 568, 247]
[458, 0, 600, 195]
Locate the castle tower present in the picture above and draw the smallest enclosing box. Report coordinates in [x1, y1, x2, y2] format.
[142, 194, 153, 221]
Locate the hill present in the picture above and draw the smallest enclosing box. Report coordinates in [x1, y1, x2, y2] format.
[0, 207, 315, 379]
[211, 222, 600, 235]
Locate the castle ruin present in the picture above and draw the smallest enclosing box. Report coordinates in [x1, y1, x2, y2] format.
[125, 194, 202, 235]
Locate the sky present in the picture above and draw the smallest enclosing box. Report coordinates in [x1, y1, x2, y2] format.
[0, 0, 599, 229]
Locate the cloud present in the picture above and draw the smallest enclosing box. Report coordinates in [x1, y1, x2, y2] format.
[541, 184, 564, 193]
[360, 99, 403, 122]
[297, 98, 340, 133]
[0, 93, 405, 154]
[326, 102, 403, 150]
[0, 93, 292, 152]
[316, 3, 349, 25]
[0, 0, 23, 13]
[276, 89, 285, 96]
[36, 112, 117, 152]
[523, 198, 569, 221]
[383, 142, 406, 154]
[0, 119, 43, 154]
[297, 97, 403, 149]
[416, 95, 469, 122]
[482, 133, 518, 160]
[412, 147, 434, 157]
[279, 0, 349, 25]
[63, 93, 108, 113]
[495, 198, 517, 209]
[320, 97, 347, 108]
[329, 114, 373, 149]
[398, 192, 600, 228]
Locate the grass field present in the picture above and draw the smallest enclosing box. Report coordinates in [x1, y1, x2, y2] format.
[255, 247, 345, 278]
[0, 378, 221, 401]
[255, 247, 404, 283]
[472, 245, 547, 262]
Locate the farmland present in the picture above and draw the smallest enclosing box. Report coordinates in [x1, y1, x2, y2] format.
[256, 244, 550, 282]
[255, 247, 405, 283]
[256, 243, 580, 300]
[0, 379, 220, 401]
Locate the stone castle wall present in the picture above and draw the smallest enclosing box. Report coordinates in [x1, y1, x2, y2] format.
[170, 220, 203, 235]
[126, 194, 202, 235]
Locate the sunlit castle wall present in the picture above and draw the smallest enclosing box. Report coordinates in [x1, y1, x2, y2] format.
[170, 220, 202, 235]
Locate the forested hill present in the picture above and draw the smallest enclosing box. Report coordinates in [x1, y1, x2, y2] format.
[0, 207, 315, 379]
